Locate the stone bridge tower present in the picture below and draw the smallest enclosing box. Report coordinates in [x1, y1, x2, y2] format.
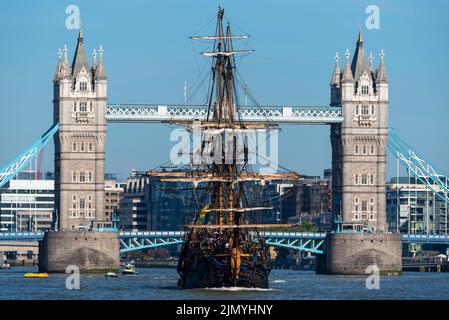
[330, 30, 388, 233]
[41, 27, 121, 273]
[53, 28, 107, 231]
[317, 30, 402, 275]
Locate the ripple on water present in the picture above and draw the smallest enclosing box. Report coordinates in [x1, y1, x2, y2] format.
[2, 267, 449, 300]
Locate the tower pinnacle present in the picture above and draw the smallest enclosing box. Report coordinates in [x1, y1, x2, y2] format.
[376, 49, 388, 83]
[330, 51, 341, 86]
[341, 49, 354, 83]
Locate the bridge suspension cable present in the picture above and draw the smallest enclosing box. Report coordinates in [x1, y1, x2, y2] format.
[387, 128, 449, 205]
[0, 123, 59, 188]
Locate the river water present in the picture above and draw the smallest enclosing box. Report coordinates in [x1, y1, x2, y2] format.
[1, 267, 449, 300]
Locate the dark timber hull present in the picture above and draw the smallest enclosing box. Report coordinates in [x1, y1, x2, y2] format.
[177, 252, 271, 289]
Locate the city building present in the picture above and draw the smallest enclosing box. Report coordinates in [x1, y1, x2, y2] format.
[281, 175, 332, 225]
[118, 170, 197, 231]
[118, 169, 305, 231]
[119, 171, 150, 231]
[387, 177, 449, 234]
[104, 179, 125, 222]
[0, 172, 54, 232]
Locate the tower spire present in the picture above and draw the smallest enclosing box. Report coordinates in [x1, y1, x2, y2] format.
[358, 22, 362, 43]
[71, 21, 89, 76]
[78, 19, 83, 42]
[351, 25, 370, 81]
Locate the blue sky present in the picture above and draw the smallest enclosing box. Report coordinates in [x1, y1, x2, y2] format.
[0, 0, 448, 180]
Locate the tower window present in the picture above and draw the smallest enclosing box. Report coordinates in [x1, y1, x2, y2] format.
[362, 145, 367, 155]
[355, 105, 359, 115]
[88, 143, 93, 152]
[80, 82, 87, 91]
[361, 85, 369, 95]
[79, 172, 86, 183]
[370, 174, 374, 185]
[355, 145, 359, 154]
[371, 105, 375, 115]
[79, 102, 87, 112]
[361, 174, 368, 185]
[80, 142, 84, 152]
[79, 198, 85, 209]
[354, 174, 359, 185]
[362, 201, 367, 212]
[361, 105, 369, 115]
[370, 145, 375, 154]
[72, 142, 77, 152]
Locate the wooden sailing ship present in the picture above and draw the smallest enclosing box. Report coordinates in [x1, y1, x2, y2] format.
[171, 7, 299, 289]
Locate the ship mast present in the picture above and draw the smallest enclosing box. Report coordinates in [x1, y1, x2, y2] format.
[177, 7, 299, 287]
[179, 6, 299, 230]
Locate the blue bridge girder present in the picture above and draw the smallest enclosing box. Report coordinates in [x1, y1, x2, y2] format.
[402, 233, 449, 245]
[105, 104, 344, 124]
[3, 231, 449, 254]
[119, 231, 185, 253]
[0, 231, 45, 241]
[258, 231, 326, 254]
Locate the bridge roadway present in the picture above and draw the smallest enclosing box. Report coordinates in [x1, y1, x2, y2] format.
[1, 231, 449, 254]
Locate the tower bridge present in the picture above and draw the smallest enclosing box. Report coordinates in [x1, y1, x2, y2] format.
[1, 25, 447, 274]
[3, 230, 449, 256]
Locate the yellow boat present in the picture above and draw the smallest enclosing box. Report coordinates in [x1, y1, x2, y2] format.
[24, 273, 48, 278]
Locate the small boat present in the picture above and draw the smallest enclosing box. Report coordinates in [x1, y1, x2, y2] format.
[24, 272, 48, 278]
[0, 263, 11, 269]
[121, 263, 138, 275]
[105, 272, 118, 278]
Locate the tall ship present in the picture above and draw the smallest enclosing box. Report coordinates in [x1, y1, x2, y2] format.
[165, 7, 299, 289]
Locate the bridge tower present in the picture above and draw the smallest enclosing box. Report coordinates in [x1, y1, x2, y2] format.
[317, 30, 402, 275]
[53, 27, 107, 231]
[39, 27, 119, 273]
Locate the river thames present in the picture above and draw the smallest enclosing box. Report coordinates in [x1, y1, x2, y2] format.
[1, 267, 449, 300]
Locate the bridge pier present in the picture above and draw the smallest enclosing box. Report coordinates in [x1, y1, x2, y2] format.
[39, 231, 120, 273]
[316, 233, 402, 275]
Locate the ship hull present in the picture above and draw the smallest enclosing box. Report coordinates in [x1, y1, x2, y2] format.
[178, 254, 271, 289]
